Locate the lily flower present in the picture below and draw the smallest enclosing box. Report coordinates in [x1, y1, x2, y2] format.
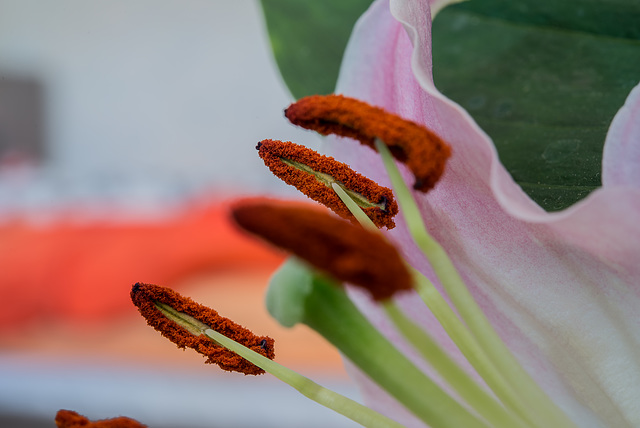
[99, 1, 638, 427]
[321, 0, 640, 427]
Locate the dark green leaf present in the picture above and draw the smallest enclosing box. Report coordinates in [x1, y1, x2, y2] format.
[432, 0, 640, 211]
[259, 0, 373, 99]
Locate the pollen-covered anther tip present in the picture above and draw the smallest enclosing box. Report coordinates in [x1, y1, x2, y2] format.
[55, 409, 147, 428]
[284, 94, 451, 192]
[130, 283, 275, 375]
[257, 139, 398, 229]
[231, 201, 412, 300]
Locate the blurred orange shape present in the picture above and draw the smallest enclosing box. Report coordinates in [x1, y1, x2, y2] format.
[0, 201, 283, 330]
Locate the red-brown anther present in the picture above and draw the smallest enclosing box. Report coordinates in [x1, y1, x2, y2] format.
[257, 139, 398, 229]
[130, 283, 275, 375]
[285, 94, 451, 192]
[55, 409, 147, 428]
[231, 200, 412, 300]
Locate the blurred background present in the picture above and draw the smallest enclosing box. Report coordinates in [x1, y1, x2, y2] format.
[0, 1, 360, 426]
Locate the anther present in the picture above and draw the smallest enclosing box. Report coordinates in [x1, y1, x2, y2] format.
[257, 139, 398, 229]
[55, 409, 147, 428]
[285, 94, 451, 192]
[231, 200, 412, 300]
[130, 283, 275, 375]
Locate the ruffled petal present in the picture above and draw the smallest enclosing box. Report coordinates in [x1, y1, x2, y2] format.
[427, 0, 466, 18]
[602, 83, 640, 188]
[330, 0, 640, 426]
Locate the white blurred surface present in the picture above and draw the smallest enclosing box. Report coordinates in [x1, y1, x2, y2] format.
[0, 0, 319, 217]
[0, 354, 361, 428]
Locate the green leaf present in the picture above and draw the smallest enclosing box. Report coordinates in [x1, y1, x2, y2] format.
[259, 0, 373, 99]
[432, 0, 640, 211]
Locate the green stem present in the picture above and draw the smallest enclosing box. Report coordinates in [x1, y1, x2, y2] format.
[204, 328, 404, 428]
[382, 301, 528, 428]
[300, 275, 490, 428]
[374, 138, 575, 428]
[334, 175, 535, 427]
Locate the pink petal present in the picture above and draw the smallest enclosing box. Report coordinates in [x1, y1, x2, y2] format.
[603, 83, 640, 187]
[329, 0, 640, 426]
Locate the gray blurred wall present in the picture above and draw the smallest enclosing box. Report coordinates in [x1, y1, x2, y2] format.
[0, 0, 316, 215]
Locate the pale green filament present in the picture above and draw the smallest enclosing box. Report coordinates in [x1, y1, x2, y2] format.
[267, 267, 490, 428]
[374, 138, 576, 428]
[155, 301, 211, 336]
[281, 158, 386, 210]
[382, 301, 528, 428]
[334, 179, 537, 427]
[411, 272, 539, 428]
[332, 183, 378, 232]
[158, 295, 402, 427]
[203, 328, 404, 428]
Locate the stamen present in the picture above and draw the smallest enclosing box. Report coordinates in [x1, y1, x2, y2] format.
[130, 283, 275, 375]
[231, 200, 412, 300]
[284, 94, 451, 192]
[55, 409, 146, 427]
[257, 139, 398, 229]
